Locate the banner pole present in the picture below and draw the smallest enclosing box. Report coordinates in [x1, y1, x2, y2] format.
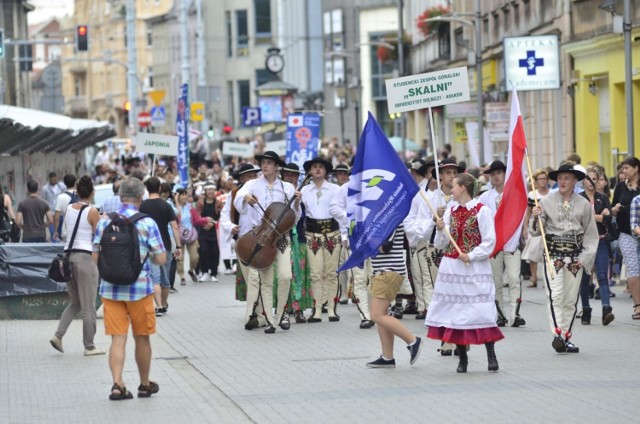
[524, 149, 555, 280]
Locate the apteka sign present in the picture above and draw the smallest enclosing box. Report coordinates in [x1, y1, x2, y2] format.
[503, 35, 560, 91]
[386, 66, 470, 113]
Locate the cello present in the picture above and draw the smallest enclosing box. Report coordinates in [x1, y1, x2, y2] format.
[236, 174, 311, 270]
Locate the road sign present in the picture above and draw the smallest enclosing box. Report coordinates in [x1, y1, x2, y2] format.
[242, 107, 261, 127]
[150, 106, 166, 126]
[191, 102, 204, 122]
[137, 111, 152, 128]
[148, 90, 166, 106]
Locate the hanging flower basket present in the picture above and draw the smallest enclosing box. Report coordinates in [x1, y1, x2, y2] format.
[377, 45, 397, 63]
[416, 5, 450, 37]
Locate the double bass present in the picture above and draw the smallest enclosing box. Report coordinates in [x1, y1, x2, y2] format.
[236, 175, 311, 270]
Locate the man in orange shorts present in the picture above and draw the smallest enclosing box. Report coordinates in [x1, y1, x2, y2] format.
[93, 178, 167, 400]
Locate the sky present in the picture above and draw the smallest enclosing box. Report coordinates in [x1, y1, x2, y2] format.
[28, 0, 74, 25]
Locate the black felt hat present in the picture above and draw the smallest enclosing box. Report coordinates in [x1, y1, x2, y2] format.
[282, 162, 303, 174]
[303, 157, 333, 173]
[483, 160, 507, 174]
[332, 164, 350, 173]
[232, 164, 260, 179]
[254, 151, 286, 167]
[431, 158, 465, 178]
[548, 163, 586, 181]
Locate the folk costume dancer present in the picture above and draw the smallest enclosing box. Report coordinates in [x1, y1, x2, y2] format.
[219, 164, 259, 302]
[425, 158, 462, 355]
[530, 164, 598, 353]
[234, 152, 301, 334]
[329, 169, 375, 329]
[426, 173, 504, 373]
[301, 157, 342, 323]
[333, 164, 353, 304]
[404, 159, 433, 320]
[281, 163, 313, 323]
[479, 160, 527, 328]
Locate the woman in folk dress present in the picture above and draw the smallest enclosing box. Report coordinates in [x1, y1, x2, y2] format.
[425, 173, 504, 373]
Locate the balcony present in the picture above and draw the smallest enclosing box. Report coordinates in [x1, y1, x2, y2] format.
[66, 96, 88, 115]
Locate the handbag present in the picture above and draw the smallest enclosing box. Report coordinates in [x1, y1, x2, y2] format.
[180, 226, 198, 245]
[605, 217, 620, 242]
[47, 204, 88, 282]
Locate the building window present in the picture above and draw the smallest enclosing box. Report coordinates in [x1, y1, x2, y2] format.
[226, 11, 232, 57]
[454, 27, 464, 60]
[503, 7, 510, 33]
[238, 80, 251, 116]
[369, 35, 394, 100]
[492, 12, 499, 40]
[482, 18, 489, 49]
[227, 81, 235, 128]
[438, 24, 451, 60]
[147, 30, 152, 46]
[524, 0, 530, 22]
[74, 77, 82, 96]
[147, 66, 154, 88]
[254, 0, 271, 40]
[513, 3, 520, 30]
[236, 10, 249, 56]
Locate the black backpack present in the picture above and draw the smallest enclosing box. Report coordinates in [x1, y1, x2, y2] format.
[98, 212, 149, 285]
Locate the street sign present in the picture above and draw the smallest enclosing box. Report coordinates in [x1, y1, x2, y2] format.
[191, 102, 204, 122]
[150, 106, 166, 126]
[148, 90, 166, 106]
[222, 142, 254, 158]
[242, 107, 261, 127]
[134, 133, 179, 156]
[137, 111, 152, 128]
[385, 66, 470, 113]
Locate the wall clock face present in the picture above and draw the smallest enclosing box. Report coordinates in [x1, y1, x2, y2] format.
[266, 54, 284, 74]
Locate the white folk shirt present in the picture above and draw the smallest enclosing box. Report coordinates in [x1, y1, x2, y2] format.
[300, 180, 340, 220]
[233, 176, 300, 237]
[329, 182, 349, 242]
[404, 179, 431, 248]
[478, 187, 523, 253]
[220, 192, 252, 239]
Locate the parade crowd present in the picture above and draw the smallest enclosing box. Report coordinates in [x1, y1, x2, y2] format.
[3, 136, 640, 398]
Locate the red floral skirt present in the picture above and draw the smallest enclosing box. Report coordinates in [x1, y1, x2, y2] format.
[427, 326, 504, 345]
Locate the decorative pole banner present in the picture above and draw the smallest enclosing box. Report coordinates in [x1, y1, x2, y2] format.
[176, 83, 189, 184]
[285, 113, 321, 173]
[338, 112, 419, 271]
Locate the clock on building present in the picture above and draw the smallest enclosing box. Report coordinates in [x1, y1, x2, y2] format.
[265, 53, 285, 74]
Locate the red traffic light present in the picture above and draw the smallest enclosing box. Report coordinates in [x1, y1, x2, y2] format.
[77, 26, 87, 36]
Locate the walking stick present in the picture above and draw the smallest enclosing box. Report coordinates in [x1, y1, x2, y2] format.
[524, 151, 556, 280]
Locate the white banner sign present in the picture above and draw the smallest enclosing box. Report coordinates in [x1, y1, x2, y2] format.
[504, 35, 560, 91]
[222, 142, 254, 158]
[134, 133, 179, 156]
[386, 67, 470, 113]
[266, 140, 287, 157]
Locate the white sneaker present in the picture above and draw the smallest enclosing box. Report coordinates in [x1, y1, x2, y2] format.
[50, 336, 63, 353]
[210, 275, 218, 282]
[84, 347, 106, 356]
[198, 272, 211, 282]
[224, 269, 234, 275]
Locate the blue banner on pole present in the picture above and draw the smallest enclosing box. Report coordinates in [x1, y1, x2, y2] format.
[176, 84, 189, 184]
[338, 112, 419, 271]
[285, 113, 320, 172]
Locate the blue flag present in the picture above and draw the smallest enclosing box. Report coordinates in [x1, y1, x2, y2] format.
[338, 112, 419, 271]
[176, 83, 189, 184]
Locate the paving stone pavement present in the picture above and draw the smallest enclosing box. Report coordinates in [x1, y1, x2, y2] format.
[2, 273, 640, 424]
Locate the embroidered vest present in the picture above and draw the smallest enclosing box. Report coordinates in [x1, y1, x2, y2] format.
[444, 203, 483, 259]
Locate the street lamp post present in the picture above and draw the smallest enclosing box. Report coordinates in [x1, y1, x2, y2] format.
[349, 84, 361, 142]
[335, 80, 347, 143]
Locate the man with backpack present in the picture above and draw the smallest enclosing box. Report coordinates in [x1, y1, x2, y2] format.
[93, 178, 167, 401]
[53, 174, 79, 242]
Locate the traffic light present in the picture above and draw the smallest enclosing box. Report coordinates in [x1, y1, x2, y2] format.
[124, 100, 131, 111]
[0, 28, 4, 59]
[207, 126, 214, 138]
[75, 25, 89, 52]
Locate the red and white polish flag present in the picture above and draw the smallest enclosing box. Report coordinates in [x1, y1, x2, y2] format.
[491, 89, 528, 257]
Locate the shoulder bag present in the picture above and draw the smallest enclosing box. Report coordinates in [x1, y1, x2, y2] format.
[47, 204, 89, 282]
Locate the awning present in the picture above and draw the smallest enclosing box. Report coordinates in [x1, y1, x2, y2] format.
[0, 105, 117, 155]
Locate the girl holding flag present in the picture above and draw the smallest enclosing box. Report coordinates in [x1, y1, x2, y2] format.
[426, 173, 504, 373]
